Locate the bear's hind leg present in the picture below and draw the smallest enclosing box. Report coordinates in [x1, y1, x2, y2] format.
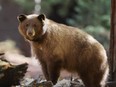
[79, 65, 109, 87]
[79, 73, 94, 87]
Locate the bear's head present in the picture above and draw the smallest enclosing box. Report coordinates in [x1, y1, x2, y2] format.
[17, 14, 47, 41]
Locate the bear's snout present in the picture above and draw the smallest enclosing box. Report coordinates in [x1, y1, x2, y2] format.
[26, 28, 35, 37]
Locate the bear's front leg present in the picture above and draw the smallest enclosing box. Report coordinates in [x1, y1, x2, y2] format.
[47, 60, 62, 85]
[40, 62, 50, 81]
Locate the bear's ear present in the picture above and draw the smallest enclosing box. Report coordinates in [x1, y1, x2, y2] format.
[17, 14, 27, 22]
[37, 14, 45, 21]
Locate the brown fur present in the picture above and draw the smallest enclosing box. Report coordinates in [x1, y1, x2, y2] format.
[17, 14, 109, 87]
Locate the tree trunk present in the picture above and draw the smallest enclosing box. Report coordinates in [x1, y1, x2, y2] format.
[110, 0, 116, 81]
[34, 0, 41, 14]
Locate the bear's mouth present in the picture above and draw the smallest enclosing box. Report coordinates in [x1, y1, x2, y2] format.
[25, 35, 41, 42]
[25, 36, 35, 41]
[25, 32, 46, 42]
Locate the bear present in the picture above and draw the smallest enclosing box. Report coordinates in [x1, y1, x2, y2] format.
[17, 14, 109, 87]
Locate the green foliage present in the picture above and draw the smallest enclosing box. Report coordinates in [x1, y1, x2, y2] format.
[41, 0, 70, 15]
[67, 0, 110, 29]
[14, 0, 34, 13]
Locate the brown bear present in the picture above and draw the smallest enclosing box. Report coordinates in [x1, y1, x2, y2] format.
[17, 14, 109, 87]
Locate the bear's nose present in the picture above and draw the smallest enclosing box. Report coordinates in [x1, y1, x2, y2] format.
[27, 32, 33, 36]
[27, 28, 35, 37]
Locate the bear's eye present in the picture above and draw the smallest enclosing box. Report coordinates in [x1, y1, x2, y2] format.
[25, 23, 29, 27]
[33, 24, 36, 27]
